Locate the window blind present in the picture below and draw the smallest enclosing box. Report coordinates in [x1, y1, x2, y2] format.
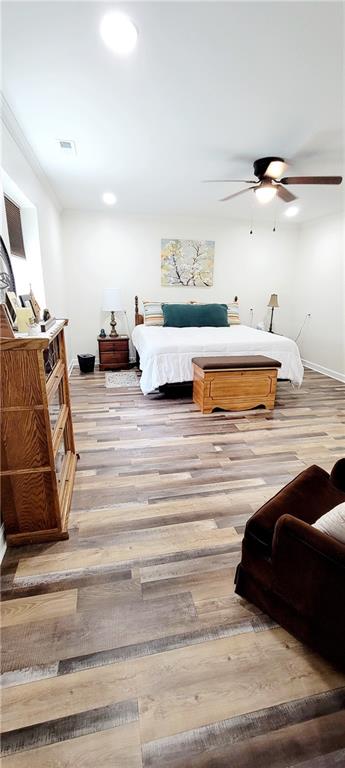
[4, 196, 26, 259]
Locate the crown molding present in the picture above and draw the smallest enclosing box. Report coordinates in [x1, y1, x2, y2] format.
[1, 92, 62, 211]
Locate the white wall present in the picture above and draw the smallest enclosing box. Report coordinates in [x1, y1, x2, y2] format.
[293, 213, 345, 377]
[1, 120, 66, 320]
[0, 118, 68, 559]
[2, 115, 343, 379]
[61, 210, 300, 360]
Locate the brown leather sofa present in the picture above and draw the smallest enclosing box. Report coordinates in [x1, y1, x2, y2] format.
[235, 459, 345, 668]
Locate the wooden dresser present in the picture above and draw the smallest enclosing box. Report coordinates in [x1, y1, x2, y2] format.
[0, 319, 77, 546]
[98, 335, 129, 371]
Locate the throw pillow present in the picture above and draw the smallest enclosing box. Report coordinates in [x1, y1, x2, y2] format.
[312, 501, 345, 544]
[162, 303, 229, 328]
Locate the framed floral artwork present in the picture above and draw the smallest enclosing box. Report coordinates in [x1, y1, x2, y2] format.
[161, 238, 215, 287]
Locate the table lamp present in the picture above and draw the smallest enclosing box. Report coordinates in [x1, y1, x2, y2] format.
[102, 288, 124, 337]
[267, 293, 279, 333]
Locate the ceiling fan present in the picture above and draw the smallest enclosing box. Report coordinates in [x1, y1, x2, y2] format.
[204, 156, 343, 204]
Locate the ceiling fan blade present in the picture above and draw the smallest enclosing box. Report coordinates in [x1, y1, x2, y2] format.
[219, 186, 257, 202]
[203, 179, 256, 184]
[276, 185, 297, 203]
[281, 176, 342, 185]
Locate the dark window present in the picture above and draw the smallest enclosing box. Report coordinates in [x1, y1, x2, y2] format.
[4, 196, 26, 258]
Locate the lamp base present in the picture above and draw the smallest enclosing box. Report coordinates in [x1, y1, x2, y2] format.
[109, 311, 118, 337]
[268, 307, 274, 333]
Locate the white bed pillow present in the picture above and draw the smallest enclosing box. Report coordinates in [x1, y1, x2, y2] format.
[142, 301, 164, 326]
[312, 501, 345, 544]
[227, 298, 241, 325]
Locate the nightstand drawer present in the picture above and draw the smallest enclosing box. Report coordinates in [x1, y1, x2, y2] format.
[100, 351, 128, 364]
[99, 340, 128, 352]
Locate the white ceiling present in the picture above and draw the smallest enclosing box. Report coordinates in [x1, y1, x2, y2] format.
[2, 1, 344, 222]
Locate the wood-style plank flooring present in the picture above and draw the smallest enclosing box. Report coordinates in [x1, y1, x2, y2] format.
[1, 368, 345, 767]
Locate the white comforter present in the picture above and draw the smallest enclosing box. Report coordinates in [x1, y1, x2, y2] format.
[132, 324, 304, 394]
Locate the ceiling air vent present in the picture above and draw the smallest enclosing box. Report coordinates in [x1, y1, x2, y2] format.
[58, 139, 76, 153]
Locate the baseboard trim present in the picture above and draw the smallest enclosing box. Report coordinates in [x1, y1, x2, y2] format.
[68, 358, 77, 377]
[69, 356, 137, 374]
[302, 359, 345, 383]
[0, 524, 7, 564]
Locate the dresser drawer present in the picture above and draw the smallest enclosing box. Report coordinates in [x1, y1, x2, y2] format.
[98, 340, 128, 352]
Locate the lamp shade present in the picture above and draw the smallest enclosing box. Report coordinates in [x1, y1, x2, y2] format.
[102, 288, 124, 312]
[268, 293, 279, 308]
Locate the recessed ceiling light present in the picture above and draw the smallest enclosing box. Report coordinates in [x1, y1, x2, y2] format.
[100, 11, 138, 56]
[102, 192, 117, 206]
[285, 205, 299, 218]
[255, 184, 277, 204]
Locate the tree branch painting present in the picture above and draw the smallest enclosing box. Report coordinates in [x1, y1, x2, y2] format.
[161, 238, 215, 287]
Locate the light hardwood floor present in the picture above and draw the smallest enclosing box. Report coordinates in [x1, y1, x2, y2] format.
[1, 368, 345, 767]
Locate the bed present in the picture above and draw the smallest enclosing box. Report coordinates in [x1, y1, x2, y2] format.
[132, 297, 304, 395]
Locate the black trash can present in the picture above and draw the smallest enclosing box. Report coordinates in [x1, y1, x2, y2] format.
[77, 354, 95, 374]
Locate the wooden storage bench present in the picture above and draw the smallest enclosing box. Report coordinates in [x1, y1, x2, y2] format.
[192, 355, 282, 414]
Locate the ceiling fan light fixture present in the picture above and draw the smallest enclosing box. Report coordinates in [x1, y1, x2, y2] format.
[265, 160, 287, 180]
[255, 184, 277, 204]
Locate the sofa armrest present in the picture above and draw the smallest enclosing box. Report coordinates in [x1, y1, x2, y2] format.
[331, 458, 345, 492]
[272, 514, 345, 620]
[245, 464, 345, 552]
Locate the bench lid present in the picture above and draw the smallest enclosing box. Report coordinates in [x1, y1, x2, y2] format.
[192, 355, 282, 370]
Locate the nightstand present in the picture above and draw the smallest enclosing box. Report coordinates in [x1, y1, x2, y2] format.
[98, 335, 129, 371]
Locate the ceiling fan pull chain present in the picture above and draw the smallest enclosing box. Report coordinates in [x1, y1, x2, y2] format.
[249, 206, 254, 235]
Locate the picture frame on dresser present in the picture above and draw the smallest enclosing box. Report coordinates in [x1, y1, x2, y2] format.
[20, 290, 41, 322]
[19, 293, 36, 315]
[5, 291, 20, 326]
[0, 303, 15, 337]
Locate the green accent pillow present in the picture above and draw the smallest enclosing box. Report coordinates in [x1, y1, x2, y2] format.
[162, 303, 229, 328]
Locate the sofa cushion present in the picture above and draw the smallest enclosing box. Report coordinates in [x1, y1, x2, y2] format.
[312, 501, 345, 544]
